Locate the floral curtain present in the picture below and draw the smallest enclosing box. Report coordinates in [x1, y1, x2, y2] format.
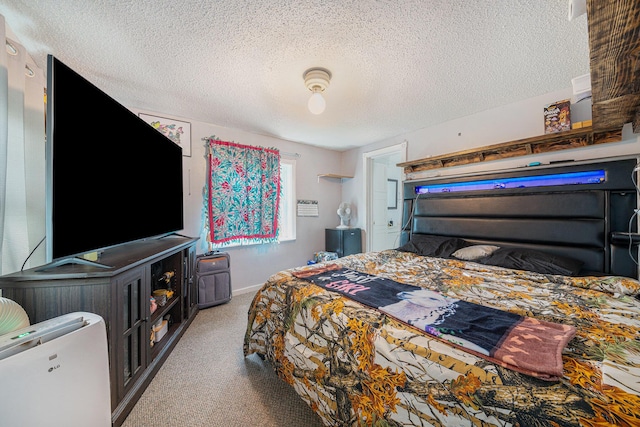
[204, 137, 280, 248]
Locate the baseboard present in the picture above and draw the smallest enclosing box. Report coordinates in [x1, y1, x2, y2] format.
[234, 283, 263, 296]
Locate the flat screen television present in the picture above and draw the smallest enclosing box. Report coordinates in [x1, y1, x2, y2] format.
[44, 55, 184, 268]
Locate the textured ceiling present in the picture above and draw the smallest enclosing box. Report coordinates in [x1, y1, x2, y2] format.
[1, 1, 589, 151]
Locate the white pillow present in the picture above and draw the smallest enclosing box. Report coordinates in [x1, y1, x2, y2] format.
[452, 245, 500, 261]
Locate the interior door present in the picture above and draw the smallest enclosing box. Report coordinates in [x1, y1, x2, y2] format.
[364, 142, 406, 252]
[371, 161, 389, 252]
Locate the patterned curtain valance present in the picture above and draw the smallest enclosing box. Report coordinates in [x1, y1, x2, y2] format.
[204, 137, 281, 247]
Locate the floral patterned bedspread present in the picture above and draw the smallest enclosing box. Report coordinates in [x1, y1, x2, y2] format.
[243, 250, 640, 426]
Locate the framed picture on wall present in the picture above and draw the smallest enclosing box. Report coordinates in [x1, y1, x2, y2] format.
[387, 179, 398, 209]
[139, 113, 191, 157]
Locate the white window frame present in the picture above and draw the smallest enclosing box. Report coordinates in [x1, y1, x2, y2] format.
[279, 158, 296, 241]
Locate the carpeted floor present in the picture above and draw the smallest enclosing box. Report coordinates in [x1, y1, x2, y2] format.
[121, 291, 325, 427]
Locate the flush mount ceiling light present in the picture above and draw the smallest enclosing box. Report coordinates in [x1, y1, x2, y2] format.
[303, 67, 331, 115]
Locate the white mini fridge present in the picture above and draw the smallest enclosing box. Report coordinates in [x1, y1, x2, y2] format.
[0, 312, 111, 427]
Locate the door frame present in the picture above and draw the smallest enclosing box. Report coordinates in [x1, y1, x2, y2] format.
[363, 142, 407, 252]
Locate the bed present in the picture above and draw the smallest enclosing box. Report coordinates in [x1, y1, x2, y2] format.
[243, 157, 640, 426]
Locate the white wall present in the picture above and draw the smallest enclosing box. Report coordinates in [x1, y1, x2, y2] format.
[12, 87, 639, 295]
[7, 103, 343, 293]
[145, 114, 344, 294]
[342, 88, 640, 248]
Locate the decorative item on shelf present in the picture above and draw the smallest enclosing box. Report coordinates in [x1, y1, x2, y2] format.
[0, 297, 30, 336]
[303, 67, 331, 115]
[158, 270, 175, 285]
[153, 291, 167, 307]
[150, 296, 158, 314]
[572, 119, 592, 130]
[153, 318, 168, 342]
[544, 99, 571, 134]
[152, 289, 173, 306]
[336, 202, 351, 229]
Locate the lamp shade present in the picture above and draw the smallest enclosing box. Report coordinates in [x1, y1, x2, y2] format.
[308, 92, 326, 115]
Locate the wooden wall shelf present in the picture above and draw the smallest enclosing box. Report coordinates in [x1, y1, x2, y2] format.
[397, 127, 622, 174]
[317, 173, 353, 182]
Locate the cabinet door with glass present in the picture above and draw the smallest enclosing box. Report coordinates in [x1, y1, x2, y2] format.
[185, 245, 197, 318]
[114, 266, 148, 404]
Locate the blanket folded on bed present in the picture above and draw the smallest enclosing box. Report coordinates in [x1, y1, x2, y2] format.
[293, 264, 576, 381]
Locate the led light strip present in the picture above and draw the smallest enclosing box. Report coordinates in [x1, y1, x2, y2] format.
[415, 170, 606, 194]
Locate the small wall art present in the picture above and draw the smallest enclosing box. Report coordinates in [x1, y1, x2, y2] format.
[297, 200, 319, 217]
[139, 113, 191, 157]
[387, 179, 398, 209]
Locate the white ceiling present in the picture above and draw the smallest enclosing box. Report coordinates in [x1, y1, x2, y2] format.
[1, 1, 589, 151]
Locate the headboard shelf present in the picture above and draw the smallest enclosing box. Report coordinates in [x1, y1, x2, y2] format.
[401, 158, 639, 278]
[397, 127, 622, 174]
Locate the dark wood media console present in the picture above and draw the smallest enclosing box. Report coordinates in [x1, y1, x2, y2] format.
[0, 234, 199, 427]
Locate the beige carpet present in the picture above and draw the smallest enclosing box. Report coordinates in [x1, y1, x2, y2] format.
[121, 291, 325, 427]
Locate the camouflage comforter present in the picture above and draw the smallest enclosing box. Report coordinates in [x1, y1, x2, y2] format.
[243, 250, 640, 426]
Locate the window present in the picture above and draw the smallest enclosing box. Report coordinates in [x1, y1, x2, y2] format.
[279, 158, 296, 241]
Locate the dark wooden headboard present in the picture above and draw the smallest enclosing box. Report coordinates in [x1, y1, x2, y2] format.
[401, 157, 639, 278]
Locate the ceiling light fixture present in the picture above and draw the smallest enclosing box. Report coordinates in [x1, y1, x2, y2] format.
[303, 67, 331, 115]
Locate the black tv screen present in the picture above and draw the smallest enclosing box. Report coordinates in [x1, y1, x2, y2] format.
[45, 55, 184, 264]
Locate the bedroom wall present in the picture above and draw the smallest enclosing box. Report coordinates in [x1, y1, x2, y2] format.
[8, 86, 637, 295]
[3, 103, 342, 293]
[341, 87, 640, 246]
[138, 114, 345, 294]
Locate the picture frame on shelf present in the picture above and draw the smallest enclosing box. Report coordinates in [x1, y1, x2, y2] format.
[139, 113, 191, 157]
